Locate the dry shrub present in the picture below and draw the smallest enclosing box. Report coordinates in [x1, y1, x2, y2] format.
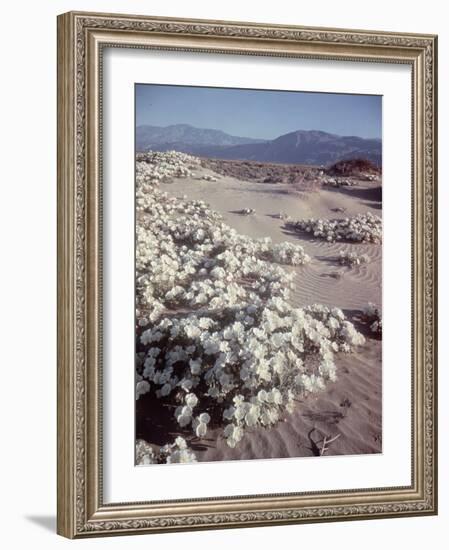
[326, 158, 380, 177]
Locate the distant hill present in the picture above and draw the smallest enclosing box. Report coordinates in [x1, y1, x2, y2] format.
[136, 124, 382, 167]
[136, 123, 265, 150]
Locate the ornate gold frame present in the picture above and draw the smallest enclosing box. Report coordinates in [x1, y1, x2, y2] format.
[57, 11, 438, 538]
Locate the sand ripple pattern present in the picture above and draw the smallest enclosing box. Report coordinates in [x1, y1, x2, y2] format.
[291, 242, 382, 311]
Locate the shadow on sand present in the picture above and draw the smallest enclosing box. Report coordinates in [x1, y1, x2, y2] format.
[342, 308, 382, 340]
[326, 184, 382, 205]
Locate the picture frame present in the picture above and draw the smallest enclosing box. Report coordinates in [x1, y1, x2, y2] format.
[57, 10, 438, 538]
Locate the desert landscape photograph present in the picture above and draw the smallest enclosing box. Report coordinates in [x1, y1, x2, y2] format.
[134, 84, 382, 465]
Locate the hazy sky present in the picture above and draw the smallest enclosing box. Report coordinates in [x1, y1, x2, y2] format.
[136, 84, 382, 140]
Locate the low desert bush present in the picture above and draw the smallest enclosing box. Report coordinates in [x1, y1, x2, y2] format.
[362, 303, 382, 335]
[338, 251, 370, 267]
[136, 437, 197, 465]
[326, 158, 380, 177]
[287, 213, 382, 243]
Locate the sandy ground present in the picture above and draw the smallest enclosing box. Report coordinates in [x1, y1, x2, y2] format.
[137, 166, 382, 461]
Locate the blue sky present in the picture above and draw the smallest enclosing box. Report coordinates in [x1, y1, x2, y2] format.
[136, 84, 382, 140]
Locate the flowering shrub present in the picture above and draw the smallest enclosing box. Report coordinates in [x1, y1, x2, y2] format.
[136, 436, 197, 465]
[237, 208, 256, 216]
[322, 177, 357, 188]
[135, 152, 366, 451]
[135, 377, 150, 400]
[138, 302, 365, 448]
[338, 250, 370, 267]
[287, 213, 382, 243]
[363, 303, 382, 335]
[136, 150, 201, 185]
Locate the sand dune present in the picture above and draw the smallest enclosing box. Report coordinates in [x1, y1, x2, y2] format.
[141, 166, 382, 461]
[168, 168, 382, 313]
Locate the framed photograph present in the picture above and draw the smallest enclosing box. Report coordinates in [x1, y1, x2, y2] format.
[57, 11, 438, 538]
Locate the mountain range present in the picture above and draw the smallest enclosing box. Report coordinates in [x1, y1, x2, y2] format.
[136, 123, 381, 166]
